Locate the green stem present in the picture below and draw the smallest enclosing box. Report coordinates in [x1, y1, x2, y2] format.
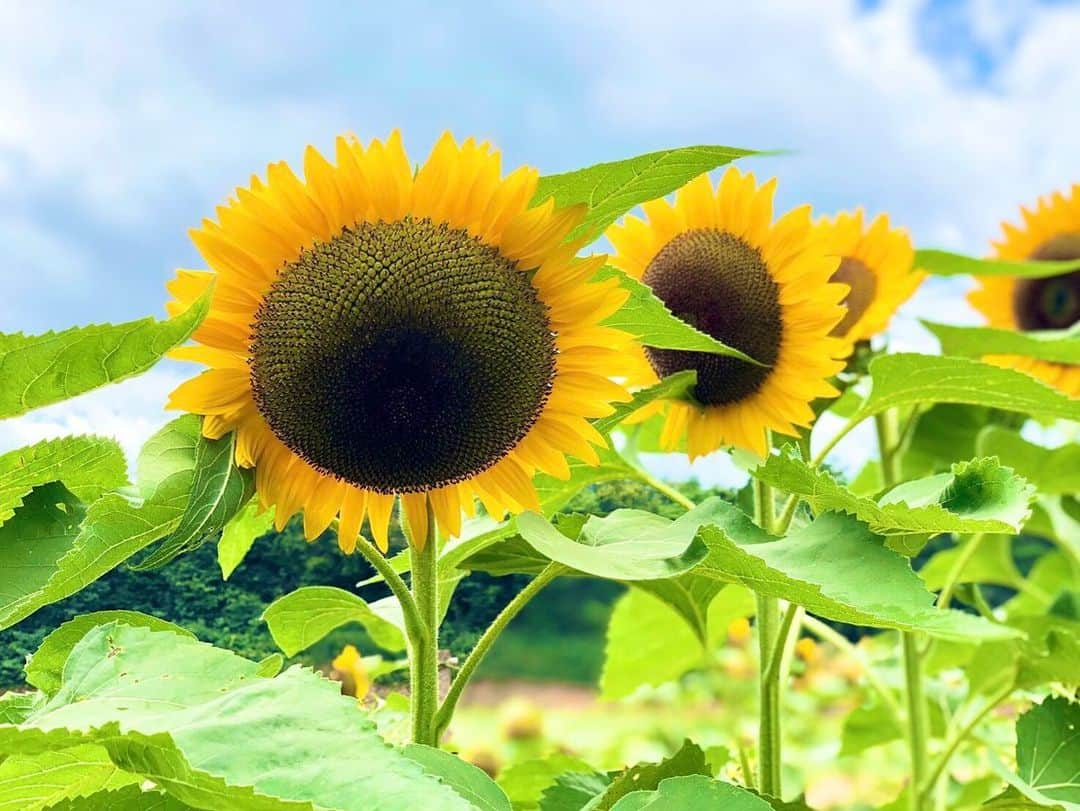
[936, 534, 984, 609]
[902, 632, 931, 811]
[753, 473, 783, 797]
[875, 410, 930, 811]
[635, 467, 696, 512]
[811, 412, 864, 467]
[408, 507, 440, 746]
[347, 528, 426, 648]
[433, 562, 564, 739]
[919, 683, 1012, 800]
[802, 615, 904, 728]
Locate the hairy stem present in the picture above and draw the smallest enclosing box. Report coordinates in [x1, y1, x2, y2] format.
[876, 410, 930, 811]
[753, 473, 784, 797]
[635, 466, 697, 511]
[936, 533, 984, 610]
[433, 562, 564, 739]
[408, 507, 440, 746]
[348, 528, 427, 649]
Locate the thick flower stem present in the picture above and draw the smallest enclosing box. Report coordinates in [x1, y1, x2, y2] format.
[433, 562, 565, 740]
[753, 474, 784, 798]
[875, 409, 930, 811]
[409, 510, 440, 746]
[903, 632, 932, 810]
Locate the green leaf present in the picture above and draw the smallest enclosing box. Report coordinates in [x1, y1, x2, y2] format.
[755, 448, 1035, 538]
[688, 499, 1017, 642]
[533, 145, 756, 242]
[593, 371, 696, 436]
[0, 623, 472, 810]
[497, 755, 595, 811]
[0, 436, 128, 527]
[977, 427, 1080, 495]
[25, 610, 194, 695]
[218, 501, 276, 580]
[923, 321, 1080, 364]
[598, 267, 761, 363]
[915, 248, 1080, 279]
[0, 692, 42, 725]
[0, 743, 140, 811]
[0, 416, 202, 631]
[965, 615, 1080, 696]
[515, 508, 709, 581]
[600, 586, 754, 700]
[539, 771, 612, 811]
[999, 697, 1080, 809]
[854, 354, 1080, 424]
[403, 744, 512, 811]
[0, 283, 212, 420]
[839, 701, 944, 757]
[919, 535, 1023, 592]
[263, 585, 406, 655]
[130, 429, 255, 570]
[609, 775, 773, 811]
[586, 740, 710, 810]
[40, 786, 197, 810]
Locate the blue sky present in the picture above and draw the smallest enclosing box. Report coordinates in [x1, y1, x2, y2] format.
[2, 0, 1078, 478]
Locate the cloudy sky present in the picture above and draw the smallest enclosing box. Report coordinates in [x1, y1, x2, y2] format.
[2, 0, 1077, 480]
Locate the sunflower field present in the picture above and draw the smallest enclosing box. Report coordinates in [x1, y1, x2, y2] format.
[0, 134, 1077, 811]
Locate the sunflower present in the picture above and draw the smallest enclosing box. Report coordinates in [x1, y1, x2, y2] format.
[167, 132, 633, 552]
[968, 184, 1080, 396]
[606, 168, 849, 458]
[814, 209, 924, 344]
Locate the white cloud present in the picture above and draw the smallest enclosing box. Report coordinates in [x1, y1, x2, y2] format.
[0, 2, 346, 224]
[544, 0, 1080, 254]
[0, 366, 186, 468]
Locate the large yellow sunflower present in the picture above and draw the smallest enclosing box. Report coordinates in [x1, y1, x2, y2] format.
[814, 209, 924, 344]
[167, 132, 633, 552]
[968, 184, 1080, 396]
[606, 168, 849, 458]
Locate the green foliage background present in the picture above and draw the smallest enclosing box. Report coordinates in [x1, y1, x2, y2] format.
[0, 479, 728, 688]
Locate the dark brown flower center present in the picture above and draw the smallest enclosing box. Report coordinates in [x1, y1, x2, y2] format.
[642, 229, 781, 407]
[1015, 233, 1080, 330]
[830, 257, 878, 336]
[249, 218, 556, 493]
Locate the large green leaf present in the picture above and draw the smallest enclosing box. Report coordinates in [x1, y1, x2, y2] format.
[609, 775, 772, 811]
[496, 755, 595, 811]
[533, 145, 755, 241]
[598, 267, 761, 363]
[40, 786, 196, 810]
[131, 429, 255, 570]
[0, 436, 128, 527]
[404, 745, 512, 811]
[539, 771, 612, 811]
[915, 249, 1080, 279]
[919, 535, 1023, 591]
[600, 586, 754, 699]
[995, 697, 1080, 809]
[687, 499, 1016, 642]
[515, 508, 708, 581]
[923, 321, 1080, 364]
[0, 416, 201, 631]
[0, 623, 471, 810]
[853, 354, 1080, 424]
[25, 610, 194, 695]
[0, 743, 140, 810]
[0, 284, 212, 420]
[218, 501, 276, 580]
[584, 741, 711, 811]
[755, 448, 1034, 538]
[977, 427, 1080, 495]
[263, 585, 406, 655]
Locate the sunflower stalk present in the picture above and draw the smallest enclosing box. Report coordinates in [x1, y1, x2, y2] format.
[875, 409, 931, 811]
[433, 562, 565, 741]
[406, 501, 440, 746]
[753, 473, 785, 798]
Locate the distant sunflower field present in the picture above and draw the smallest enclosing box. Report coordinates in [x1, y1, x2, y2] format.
[0, 134, 1077, 811]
